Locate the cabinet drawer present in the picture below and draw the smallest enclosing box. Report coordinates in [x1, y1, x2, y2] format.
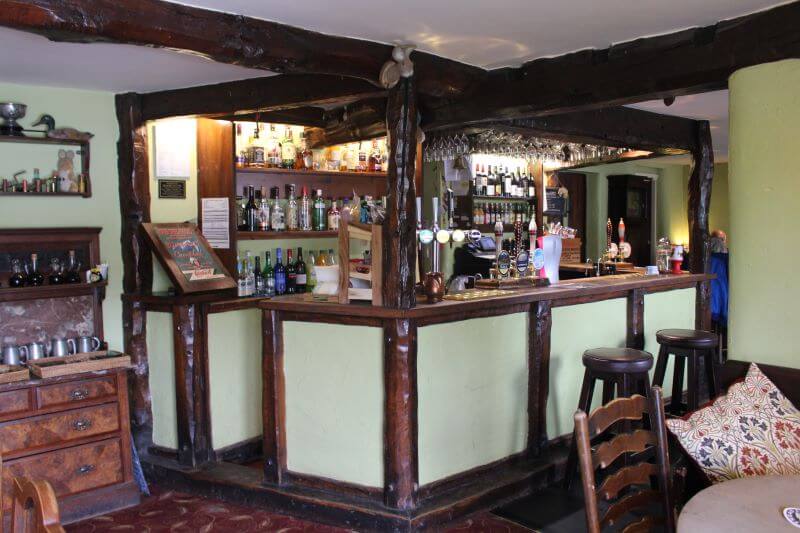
[0, 389, 32, 418]
[0, 403, 119, 456]
[37, 376, 117, 410]
[3, 438, 123, 511]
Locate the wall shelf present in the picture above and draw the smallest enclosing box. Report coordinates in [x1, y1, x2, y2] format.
[0, 280, 107, 304]
[0, 134, 85, 147]
[237, 230, 338, 240]
[236, 166, 386, 179]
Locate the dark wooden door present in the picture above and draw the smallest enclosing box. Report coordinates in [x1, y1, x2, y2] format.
[555, 171, 587, 261]
[607, 174, 653, 266]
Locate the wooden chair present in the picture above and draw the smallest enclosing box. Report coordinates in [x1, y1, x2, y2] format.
[574, 386, 675, 533]
[0, 455, 65, 533]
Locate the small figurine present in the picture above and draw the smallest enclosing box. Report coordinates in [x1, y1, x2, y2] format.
[56, 149, 78, 192]
[32, 114, 94, 142]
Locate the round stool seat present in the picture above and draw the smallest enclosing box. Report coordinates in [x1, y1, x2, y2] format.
[656, 328, 718, 349]
[582, 348, 653, 374]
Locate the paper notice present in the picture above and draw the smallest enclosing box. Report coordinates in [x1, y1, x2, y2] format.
[201, 197, 230, 249]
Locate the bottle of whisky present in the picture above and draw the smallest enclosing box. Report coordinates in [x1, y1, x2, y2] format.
[274, 248, 286, 295]
[263, 251, 275, 297]
[286, 248, 297, 294]
[26, 253, 45, 286]
[295, 247, 307, 293]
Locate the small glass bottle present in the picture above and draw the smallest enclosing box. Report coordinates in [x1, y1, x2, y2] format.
[270, 189, 285, 231]
[26, 253, 45, 286]
[65, 250, 82, 283]
[263, 251, 276, 297]
[286, 184, 299, 231]
[299, 186, 312, 231]
[48, 257, 65, 285]
[258, 186, 270, 231]
[8, 258, 26, 288]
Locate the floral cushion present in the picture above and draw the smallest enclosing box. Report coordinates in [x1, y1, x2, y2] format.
[666, 363, 800, 483]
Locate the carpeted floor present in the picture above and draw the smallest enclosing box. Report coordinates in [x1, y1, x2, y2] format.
[65, 486, 537, 532]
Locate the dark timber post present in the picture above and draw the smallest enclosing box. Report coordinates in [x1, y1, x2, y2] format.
[382, 76, 418, 310]
[528, 300, 553, 456]
[262, 309, 287, 484]
[116, 92, 154, 453]
[627, 289, 645, 350]
[688, 121, 714, 329]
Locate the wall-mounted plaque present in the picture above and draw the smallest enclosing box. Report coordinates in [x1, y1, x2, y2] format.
[158, 179, 187, 199]
[141, 223, 235, 294]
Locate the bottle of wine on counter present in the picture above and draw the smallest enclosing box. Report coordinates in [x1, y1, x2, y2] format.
[263, 251, 276, 297]
[254, 255, 264, 296]
[295, 247, 307, 293]
[26, 253, 45, 286]
[286, 249, 296, 294]
[275, 248, 286, 295]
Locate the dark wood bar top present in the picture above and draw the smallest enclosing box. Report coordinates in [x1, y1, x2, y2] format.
[124, 272, 711, 321]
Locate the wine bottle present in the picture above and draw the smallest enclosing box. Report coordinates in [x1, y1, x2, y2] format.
[263, 251, 275, 297]
[286, 249, 297, 294]
[295, 247, 307, 293]
[274, 248, 286, 295]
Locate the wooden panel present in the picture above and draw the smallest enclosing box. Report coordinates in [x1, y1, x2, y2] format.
[37, 376, 117, 410]
[0, 389, 32, 419]
[262, 309, 286, 484]
[626, 288, 645, 350]
[527, 300, 552, 456]
[0, 403, 119, 456]
[3, 438, 123, 511]
[197, 118, 237, 275]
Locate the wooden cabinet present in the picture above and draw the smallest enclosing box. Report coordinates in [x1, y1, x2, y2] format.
[0, 368, 139, 527]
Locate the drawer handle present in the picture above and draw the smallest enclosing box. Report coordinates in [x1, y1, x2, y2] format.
[72, 418, 92, 431]
[77, 464, 95, 475]
[70, 388, 89, 401]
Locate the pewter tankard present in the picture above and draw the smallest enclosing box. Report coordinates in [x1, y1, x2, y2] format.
[50, 337, 76, 358]
[74, 336, 101, 353]
[2, 345, 23, 365]
[24, 342, 47, 361]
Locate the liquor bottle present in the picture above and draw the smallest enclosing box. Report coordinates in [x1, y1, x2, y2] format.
[237, 187, 248, 230]
[504, 169, 512, 198]
[527, 171, 536, 198]
[254, 255, 265, 296]
[300, 131, 313, 170]
[244, 250, 255, 296]
[299, 186, 312, 231]
[306, 251, 317, 293]
[295, 247, 307, 293]
[270, 188, 285, 231]
[258, 186, 270, 231]
[315, 250, 326, 266]
[281, 127, 297, 169]
[327, 199, 340, 231]
[358, 142, 368, 172]
[313, 189, 326, 231]
[245, 186, 258, 232]
[26, 253, 45, 286]
[65, 250, 82, 283]
[263, 251, 275, 297]
[9, 258, 26, 288]
[326, 248, 336, 266]
[237, 258, 247, 297]
[369, 140, 382, 172]
[274, 248, 286, 295]
[484, 203, 491, 225]
[286, 248, 297, 294]
[286, 184, 299, 231]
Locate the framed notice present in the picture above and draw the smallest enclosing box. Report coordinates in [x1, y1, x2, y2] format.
[141, 222, 236, 294]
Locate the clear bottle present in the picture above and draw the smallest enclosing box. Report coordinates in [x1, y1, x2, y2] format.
[263, 251, 276, 297]
[65, 250, 82, 283]
[286, 249, 296, 294]
[281, 127, 297, 169]
[299, 186, 312, 231]
[369, 139, 382, 172]
[327, 199, 340, 231]
[306, 251, 317, 293]
[270, 193, 285, 232]
[295, 247, 307, 293]
[9, 258, 26, 288]
[315, 250, 327, 267]
[326, 248, 336, 266]
[274, 248, 286, 295]
[286, 184, 299, 231]
[244, 250, 255, 296]
[258, 186, 270, 231]
[237, 258, 247, 297]
[313, 189, 327, 231]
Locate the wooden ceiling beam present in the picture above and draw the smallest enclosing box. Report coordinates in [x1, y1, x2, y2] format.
[0, 0, 485, 99]
[424, 1, 800, 129]
[139, 74, 382, 121]
[306, 98, 387, 148]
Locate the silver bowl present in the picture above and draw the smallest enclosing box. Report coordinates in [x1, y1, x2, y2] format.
[0, 103, 26, 135]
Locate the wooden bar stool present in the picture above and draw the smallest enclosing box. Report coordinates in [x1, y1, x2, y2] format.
[652, 328, 719, 415]
[563, 347, 653, 489]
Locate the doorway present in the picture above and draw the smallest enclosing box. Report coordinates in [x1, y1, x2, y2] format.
[607, 174, 653, 266]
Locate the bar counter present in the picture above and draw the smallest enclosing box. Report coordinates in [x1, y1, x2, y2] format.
[128, 271, 711, 530]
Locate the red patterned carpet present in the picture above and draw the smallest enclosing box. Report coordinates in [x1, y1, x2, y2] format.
[66, 487, 535, 532]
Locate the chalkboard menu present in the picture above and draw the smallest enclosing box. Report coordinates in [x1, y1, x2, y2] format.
[141, 223, 235, 294]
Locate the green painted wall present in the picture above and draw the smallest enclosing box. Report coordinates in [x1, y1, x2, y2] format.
[728, 59, 800, 368]
[0, 83, 124, 349]
[643, 288, 696, 396]
[417, 313, 528, 485]
[709, 163, 730, 235]
[655, 165, 690, 247]
[283, 321, 384, 487]
[146, 311, 178, 449]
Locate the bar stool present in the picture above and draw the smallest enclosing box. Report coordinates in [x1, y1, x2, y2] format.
[563, 347, 653, 489]
[652, 328, 719, 415]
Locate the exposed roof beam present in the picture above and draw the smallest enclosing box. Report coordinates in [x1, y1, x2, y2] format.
[139, 74, 385, 121]
[306, 98, 387, 148]
[0, 0, 485, 99]
[425, 1, 800, 129]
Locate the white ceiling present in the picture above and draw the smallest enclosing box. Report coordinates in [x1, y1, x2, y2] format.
[0, 27, 268, 93]
[173, 0, 787, 68]
[628, 91, 730, 158]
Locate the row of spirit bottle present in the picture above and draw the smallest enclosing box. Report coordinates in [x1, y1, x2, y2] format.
[239, 185, 341, 232]
[471, 165, 536, 198]
[236, 248, 338, 298]
[473, 202, 534, 226]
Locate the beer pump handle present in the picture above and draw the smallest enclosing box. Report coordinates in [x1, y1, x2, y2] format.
[431, 197, 439, 231]
[416, 196, 422, 229]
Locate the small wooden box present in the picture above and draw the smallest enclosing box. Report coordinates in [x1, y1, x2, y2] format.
[0, 364, 29, 384]
[560, 238, 582, 264]
[337, 216, 383, 306]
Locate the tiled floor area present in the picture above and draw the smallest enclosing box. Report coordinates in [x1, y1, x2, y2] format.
[66, 486, 537, 532]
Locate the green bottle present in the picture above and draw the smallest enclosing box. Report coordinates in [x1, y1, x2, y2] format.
[306, 251, 317, 293]
[262, 251, 275, 297]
